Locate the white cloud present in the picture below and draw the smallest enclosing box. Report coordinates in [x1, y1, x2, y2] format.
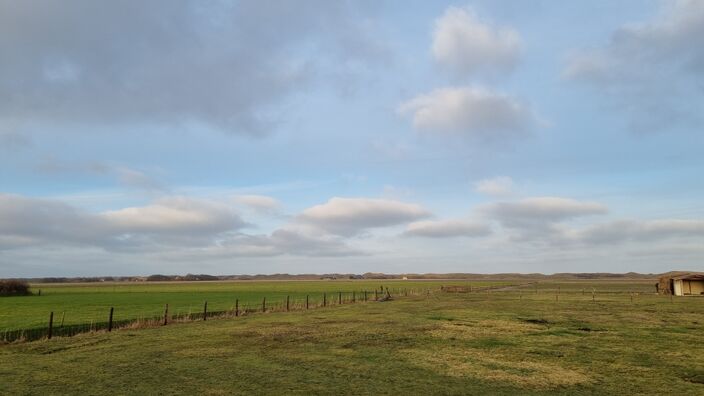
[483, 197, 607, 229]
[403, 220, 491, 238]
[475, 176, 514, 196]
[0, 194, 246, 250]
[205, 229, 365, 258]
[298, 197, 431, 236]
[101, 197, 243, 235]
[234, 194, 281, 213]
[564, 0, 704, 131]
[398, 87, 538, 140]
[432, 6, 522, 77]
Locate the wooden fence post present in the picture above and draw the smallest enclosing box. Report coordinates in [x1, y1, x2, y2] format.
[60, 311, 65, 328]
[108, 307, 114, 332]
[375, 290, 378, 301]
[48, 311, 54, 339]
[306, 295, 309, 310]
[338, 291, 342, 305]
[364, 291, 368, 301]
[286, 296, 290, 312]
[235, 299, 239, 317]
[262, 297, 266, 312]
[163, 304, 169, 325]
[352, 291, 356, 303]
[323, 293, 327, 307]
[203, 301, 208, 321]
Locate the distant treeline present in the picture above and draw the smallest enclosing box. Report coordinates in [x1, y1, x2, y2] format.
[3, 271, 666, 284]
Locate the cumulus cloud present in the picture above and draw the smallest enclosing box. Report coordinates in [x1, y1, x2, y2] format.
[169, 228, 366, 259]
[0, 194, 246, 250]
[474, 176, 515, 196]
[0, 1, 387, 135]
[398, 87, 538, 140]
[298, 197, 430, 236]
[564, 0, 704, 131]
[234, 195, 281, 213]
[432, 6, 522, 77]
[403, 220, 491, 238]
[102, 197, 243, 235]
[483, 197, 607, 230]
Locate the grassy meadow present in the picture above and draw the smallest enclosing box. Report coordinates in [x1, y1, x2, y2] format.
[1, 279, 702, 394]
[0, 280, 508, 332]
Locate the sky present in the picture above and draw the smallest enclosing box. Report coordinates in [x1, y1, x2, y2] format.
[1, 0, 703, 277]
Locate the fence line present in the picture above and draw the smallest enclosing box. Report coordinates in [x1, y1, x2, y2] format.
[1, 287, 430, 344]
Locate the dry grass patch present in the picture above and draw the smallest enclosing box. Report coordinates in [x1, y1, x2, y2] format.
[402, 347, 591, 389]
[428, 319, 545, 340]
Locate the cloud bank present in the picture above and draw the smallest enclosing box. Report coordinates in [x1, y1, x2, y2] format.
[0, 0, 385, 135]
[564, 0, 704, 131]
[432, 6, 522, 77]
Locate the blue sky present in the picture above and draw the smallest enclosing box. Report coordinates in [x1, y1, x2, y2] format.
[1, 0, 703, 277]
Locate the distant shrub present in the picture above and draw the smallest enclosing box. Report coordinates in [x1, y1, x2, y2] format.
[0, 280, 30, 296]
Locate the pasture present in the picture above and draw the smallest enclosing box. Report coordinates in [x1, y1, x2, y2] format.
[0, 280, 508, 335]
[1, 279, 702, 394]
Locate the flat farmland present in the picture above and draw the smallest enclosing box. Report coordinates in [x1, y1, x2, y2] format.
[1, 279, 702, 395]
[0, 280, 509, 332]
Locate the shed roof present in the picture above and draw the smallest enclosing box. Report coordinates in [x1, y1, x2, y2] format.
[671, 273, 704, 281]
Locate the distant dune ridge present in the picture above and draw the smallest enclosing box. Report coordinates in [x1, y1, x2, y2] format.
[2, 271, 673, 283]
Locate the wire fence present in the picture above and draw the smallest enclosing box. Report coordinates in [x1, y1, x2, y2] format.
[1, 287, 428, 343]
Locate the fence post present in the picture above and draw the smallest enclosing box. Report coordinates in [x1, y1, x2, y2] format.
[306, 295, 309, 310]
[375, 289, 378, 301]
[203, 301, 208, 321]
[339, 291, 342, 305]
[262, 297, 266, 312]
[364, 291, 368, 301]
[48, 311, 54, 339]
[286, 296, 290, 312]
[235, 299, 239, 317]
[323, 293, 327, 307]
[60, 311, 65, 328]
[108, 307, 114, 332]
[352, 291, 356, 303]
[163, 304, 169, 325]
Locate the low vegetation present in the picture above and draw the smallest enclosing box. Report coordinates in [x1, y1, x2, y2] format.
[0, 280, 508, 333]
[0, 280, 30, 297]
[1, 280, 701, 394]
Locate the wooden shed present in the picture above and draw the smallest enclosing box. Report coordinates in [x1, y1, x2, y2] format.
[657, 272, 704, 296]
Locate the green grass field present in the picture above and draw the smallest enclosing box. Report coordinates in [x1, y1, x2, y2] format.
[1, 279, 702, 395]
[0, 280, 508, 333]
